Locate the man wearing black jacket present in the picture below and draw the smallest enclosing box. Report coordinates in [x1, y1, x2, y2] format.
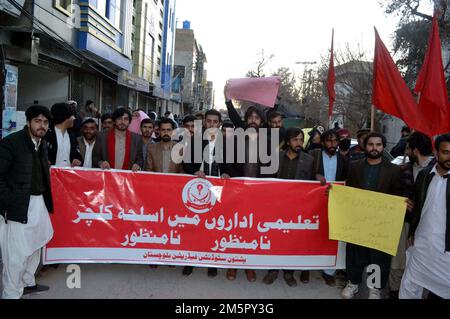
[0, 105, 54, 299]
[263, 128, 315, 287]
[341, 132, 403, 299]
[224, 97, 278, 282]
[310, 129, 349, 286]
[181, 109, 231, 278]
[45, 102, 83, 167]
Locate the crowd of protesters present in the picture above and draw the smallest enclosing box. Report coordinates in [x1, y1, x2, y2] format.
[0, 92, 449, 300]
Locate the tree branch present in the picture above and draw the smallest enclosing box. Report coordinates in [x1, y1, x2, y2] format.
[406, 1, 433, 20]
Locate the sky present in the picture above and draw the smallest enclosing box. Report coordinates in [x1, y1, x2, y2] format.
[175, 0, 433, 110]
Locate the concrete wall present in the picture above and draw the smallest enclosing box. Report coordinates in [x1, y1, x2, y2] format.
[174, 51, 194, 102]
[33, 0, 78, 45]
[175, 29, 195, 52]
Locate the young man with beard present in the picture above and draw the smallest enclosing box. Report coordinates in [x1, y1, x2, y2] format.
[45, 103, 83, 167]
[145, 118, 182, 270]
[41, 102, 82, 273]
[341, 132, 405, 299]
[263, 128, 315, 287]
[267, 111, 286, 149]
[181, 109, 228, 278]
[400, 134, 450, 299]
[140, 119, 155, 170]
[309, 130, 348, 286]
[77, 118, 98, 168]
[93, 108, 143, 171]
[182, 115, 196, 138]
[224, 101, 276, 282]
[0, 105, 54, 298]
[349, 129, 370, 162]
[388, 132, 434, 299]
[183, 110, 228, 179]
[146, 118, 183, 174]
[101, 113, 114, 131]
[311, 130, 348, 185]
[152, 120, 161, 143]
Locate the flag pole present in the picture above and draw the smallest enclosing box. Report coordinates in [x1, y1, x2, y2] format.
[371, 105, 375, 131]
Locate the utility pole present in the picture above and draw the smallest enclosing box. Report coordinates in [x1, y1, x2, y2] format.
[296, 61, 317, 99]
[296, 61, 317, 121]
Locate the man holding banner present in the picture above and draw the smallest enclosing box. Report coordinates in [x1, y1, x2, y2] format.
[262, 128, 314, 287]
[93, 108, 143, 172]
[181, 109, 226, 278]
[311, 129, 349, 286]
[400, 134, 450, 299]
[341, 132, 402, 299]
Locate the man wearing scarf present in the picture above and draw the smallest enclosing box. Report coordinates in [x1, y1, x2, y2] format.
[93, 108, 143, 171]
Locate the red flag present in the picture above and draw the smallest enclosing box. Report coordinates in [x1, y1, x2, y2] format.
[372, 28, 427, 134]
[414, 15, 450, 135]
[327, 29, 336, 119]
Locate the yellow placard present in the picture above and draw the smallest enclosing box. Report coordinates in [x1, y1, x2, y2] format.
[328, 184, 407, 256]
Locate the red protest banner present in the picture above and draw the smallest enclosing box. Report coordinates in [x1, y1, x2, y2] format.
[44, 168, 344, 269]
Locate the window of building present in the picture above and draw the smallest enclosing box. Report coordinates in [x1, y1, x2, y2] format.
[96, 0, 107, 17]
[158, 45, 161, 53]
[113, 0, 122, 29]
[100, 0, 122, 29]
[54, 0, 72, 16]
[171, 12, 175, 31]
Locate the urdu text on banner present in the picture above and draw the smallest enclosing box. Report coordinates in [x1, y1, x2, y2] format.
[44, 168, 345, 269]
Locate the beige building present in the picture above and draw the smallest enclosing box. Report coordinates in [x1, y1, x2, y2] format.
[174, 23, 213, 114]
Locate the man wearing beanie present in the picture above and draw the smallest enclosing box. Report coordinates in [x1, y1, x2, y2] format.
[45, 103, 83, 167]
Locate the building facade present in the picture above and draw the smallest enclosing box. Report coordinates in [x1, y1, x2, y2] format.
[1, 0, 179, 136]
[173, 21, 213, 115]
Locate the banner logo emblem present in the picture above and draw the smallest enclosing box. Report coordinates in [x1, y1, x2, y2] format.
[182, 179, 216, 214]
